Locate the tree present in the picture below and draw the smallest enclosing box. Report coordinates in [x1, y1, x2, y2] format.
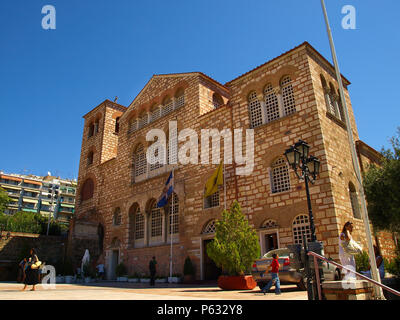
[206, 201, 260, 276]
[0, 187, 11, 214]
[363, 128, 400, 234]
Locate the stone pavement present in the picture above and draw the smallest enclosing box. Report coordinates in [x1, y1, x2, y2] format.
[0, 281, 307, 300]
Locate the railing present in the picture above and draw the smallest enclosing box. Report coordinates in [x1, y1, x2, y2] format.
[307, 251, 400, 300]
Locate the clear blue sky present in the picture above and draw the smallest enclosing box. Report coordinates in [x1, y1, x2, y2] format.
[1, 0, 399, 179]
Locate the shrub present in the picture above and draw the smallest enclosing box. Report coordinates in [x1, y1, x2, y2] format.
[115, 262, 127, 277]
[206, 201, 260, 276]
[355, 251, 370, 273]
[183, 256, 195, 276]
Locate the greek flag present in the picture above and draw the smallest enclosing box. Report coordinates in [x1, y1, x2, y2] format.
[157, 171, 174, 208]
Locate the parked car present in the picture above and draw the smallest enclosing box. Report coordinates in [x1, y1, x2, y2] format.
[252, 248, 341, 291]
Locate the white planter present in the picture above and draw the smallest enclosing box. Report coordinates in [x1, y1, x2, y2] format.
[128, 278, 139, 283]
[84, 277, 91, 283]
[65, 276, 74, 284]
[140, 278, 150, 283]
[155, 278, 167, 283]
[56, 276, 65, 283]
[117, 277, 128, 282]
[168, 277, 181, 283]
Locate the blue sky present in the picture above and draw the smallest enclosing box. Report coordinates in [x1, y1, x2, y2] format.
[0, 0, 399, 179]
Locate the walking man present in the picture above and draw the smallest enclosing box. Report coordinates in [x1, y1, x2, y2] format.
[149, 256, 157, 286]
[261, 253, 281, 295]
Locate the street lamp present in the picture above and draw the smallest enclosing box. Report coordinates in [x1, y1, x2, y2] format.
[284, 140, 320, 242]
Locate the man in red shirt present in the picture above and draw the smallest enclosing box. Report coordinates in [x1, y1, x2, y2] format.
[261, 253, 281, 295]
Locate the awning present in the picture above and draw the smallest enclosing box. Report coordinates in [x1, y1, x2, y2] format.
[9, 198, 19, 202]
[23, 199, 38, 204]
[41, 201, 51, 205]
[23, 180, 42, 186]
[22, 188, 41, 193]
[61, 204, 75, 208]
[1, 185, 21, 191]
[0, 175, 22, 182]
[22, 208, 37, 213]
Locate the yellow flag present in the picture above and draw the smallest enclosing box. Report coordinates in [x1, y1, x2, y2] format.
[204, 161, 223, 198]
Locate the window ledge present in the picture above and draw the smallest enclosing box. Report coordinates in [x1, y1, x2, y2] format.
[326, 112, 347, 129]
[251, 111, 299, 130]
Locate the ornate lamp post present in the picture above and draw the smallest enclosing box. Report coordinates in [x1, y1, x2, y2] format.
[284, 140, 320, 242]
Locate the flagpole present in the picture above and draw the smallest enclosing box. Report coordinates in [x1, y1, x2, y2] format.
[170, 168, 174, 280]
[223, 163, 227, 210]
[320, 0, 383, 299]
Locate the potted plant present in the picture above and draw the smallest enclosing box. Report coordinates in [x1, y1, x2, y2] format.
[116, 262, 128, 282]
[206, 201, 260, 290]
[183, 256, 196, 283]
[168, 274, 182, 283]
[155, 276, 167, 284]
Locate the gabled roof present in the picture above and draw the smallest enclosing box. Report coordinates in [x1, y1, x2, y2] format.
[225, 41, 351, 86]
[83, 99, 127, 119]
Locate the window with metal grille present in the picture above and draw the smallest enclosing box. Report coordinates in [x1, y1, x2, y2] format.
[149, 146, 165, 171]
[271, 158, 290, 193]
[292, 214, 312, 245]
[281, 76, 296, 116]
[151, 206, 162, 237]
[248, 91, 263, 128]
[162, 99, 174, 116]
[135, 208, 145, 240]
[202, 220, 216, 234]
[150, 106, 161, 122]
[349, 183, 361, 219]
[134, 144, 147, 178]
[204, 190, 220, 209]
[175, 93, 185, 109]
[138, 113, 148, 129]
[129, 119, 138, 133]
[167, 132, 178, 165]
[167, 194, 179, 235]
[212, 93, 224, 109]
[264, 84, 280, 123]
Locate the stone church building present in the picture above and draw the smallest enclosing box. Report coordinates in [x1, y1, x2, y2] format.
[68, 42, 397, 280]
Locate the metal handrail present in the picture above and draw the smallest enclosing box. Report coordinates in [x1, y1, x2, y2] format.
[307, 251, 400, 299]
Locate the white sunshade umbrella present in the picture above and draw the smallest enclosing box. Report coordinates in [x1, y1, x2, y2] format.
[81, 249, 90, 275]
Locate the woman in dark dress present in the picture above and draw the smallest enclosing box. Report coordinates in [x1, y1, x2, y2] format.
[22, 248, 40, 291]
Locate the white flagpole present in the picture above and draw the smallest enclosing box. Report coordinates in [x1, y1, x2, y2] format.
[223, 163, 227, 210]
[320, 0, 383, 299]
[170, 169, 174, 280]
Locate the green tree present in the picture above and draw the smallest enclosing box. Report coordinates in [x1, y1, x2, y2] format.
[0, 187, 11, 214]
[363, 128, 400, 234]
[206, 201, 260, 276]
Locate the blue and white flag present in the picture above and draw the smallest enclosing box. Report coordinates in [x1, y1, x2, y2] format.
[157, 171, 174, 208]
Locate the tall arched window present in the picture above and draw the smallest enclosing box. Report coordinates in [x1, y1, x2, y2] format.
[204, 189, 220, 209]
[150, 104, 161, 122]
[161, 97, 174, 116]
[87, 151, 94, 166]
[138, 111, 148, 129]
[292, 214, 312, 245]
[135, 207, 145, 240]
[264, 84, 280, 123]
[80, 178, 94, 201]
[133, 144, 147, 180]
[128, 117, 138, 133]
[349, 182, 361, 219]
[166, 193, 179, 235]
[248, 91, 263, 128]
[336, 89, 345, 121]
[149, 201, 162, 238]
[113, 207, 122, 226]
[115, 117, 120, 133]
[270, 157, 290, 193]
[175, 88, 185, 109]
[280, 76, 296, 116]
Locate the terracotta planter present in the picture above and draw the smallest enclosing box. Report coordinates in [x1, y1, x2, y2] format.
[217, 275, 257, 290]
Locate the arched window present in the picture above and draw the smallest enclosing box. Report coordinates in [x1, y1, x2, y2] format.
[292, 214, 312, 245]
[204, 190, 220, 209]
[128, 117, 138, 133]
[94, 118, 100, 134]
[135, 208, 145, 240]
[149, 201, 162, 238]
[149, 141, 165, 171]
[264, 84, 280, 123]
[328, 82, 339, 118]
[270, 157, 290, 193]
[336, 89, 344, 121]
[261, 219, 278, 229]
[166, 193, 179, 235]
[113, 207, 122, 226]
[280, 76, 296, 116]
[80, 178, 94, 201]
[212, 93, 224, 109]
[202, 220, 216, 234]
[349, 182, 361, 219]
[248, 91, 263, 128]
[87, 151, 94, 166]
[161, 97, 174, 117]
[129, 203, 144, 247]
[150, 104, 161, 122]
[138, 111, 148, 129]
[133, 144, 147, 180]
[88, 122, 95, 138]
[175, 88, 185, 109]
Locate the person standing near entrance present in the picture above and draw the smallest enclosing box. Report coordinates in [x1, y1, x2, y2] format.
[22, 248, 41, 291]
[149, 256, 157, 286]
[261, 253, 281, 295]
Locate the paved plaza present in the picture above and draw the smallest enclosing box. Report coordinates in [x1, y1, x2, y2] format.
[0, 281, 307, 300]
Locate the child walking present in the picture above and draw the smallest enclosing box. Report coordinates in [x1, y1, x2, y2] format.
[261, 253, 281, 295]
